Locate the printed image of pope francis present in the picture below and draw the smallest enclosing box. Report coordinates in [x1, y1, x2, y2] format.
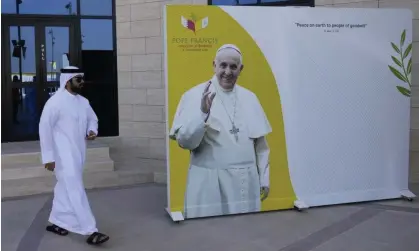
[169, 44, 272, 218]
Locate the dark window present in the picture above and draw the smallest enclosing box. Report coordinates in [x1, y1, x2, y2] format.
[211, 0, 257, 5]
[9, 26, 36, 80]
[1, 0, 77, 15]
[80, 19, 118, 137]
[81, 19, 113, 50]
[208, 0, 314, 6]
[80, 0, 112, 16]
[45, 27, 70, 82]
[261, 0, 293, 3]
[1, 0, 119, 141]
[80, 19, 114, 83]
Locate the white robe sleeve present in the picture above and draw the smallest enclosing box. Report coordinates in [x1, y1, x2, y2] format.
[86, 103, 98, 135]
[39, 101, 59, 164]
[255, 136, 270, 188]
[169, 94, 208, 151]
[174, 110, 208, 150]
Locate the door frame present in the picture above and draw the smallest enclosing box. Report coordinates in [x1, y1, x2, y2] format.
[1, 15, 80, 142]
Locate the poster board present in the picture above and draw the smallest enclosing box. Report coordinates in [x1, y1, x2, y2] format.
[164, 5, 415, 221]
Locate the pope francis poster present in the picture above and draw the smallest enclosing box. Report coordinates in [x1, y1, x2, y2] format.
[164, 5, 414, 221]
[165, 6, 296, 220]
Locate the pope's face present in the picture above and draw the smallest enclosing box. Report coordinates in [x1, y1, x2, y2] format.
[213, 50, 243, 90]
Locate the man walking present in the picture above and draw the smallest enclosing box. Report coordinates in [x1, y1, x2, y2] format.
[39, 66, 109, 245]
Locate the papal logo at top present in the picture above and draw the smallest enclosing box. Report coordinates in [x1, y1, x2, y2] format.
[181, 13, 209, 34]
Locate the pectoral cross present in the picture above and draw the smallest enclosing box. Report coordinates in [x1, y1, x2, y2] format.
[229, 124, 240, 141]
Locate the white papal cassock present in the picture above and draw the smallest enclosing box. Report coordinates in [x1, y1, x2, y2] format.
[169, 76, 272, 218]
[39, 67, 99, 235]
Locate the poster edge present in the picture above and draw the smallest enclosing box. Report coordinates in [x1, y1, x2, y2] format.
[163, 4, 171, 212]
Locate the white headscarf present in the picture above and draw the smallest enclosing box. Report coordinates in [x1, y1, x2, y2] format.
[59, 66, 84, 90]
[215, 44, 243, 64]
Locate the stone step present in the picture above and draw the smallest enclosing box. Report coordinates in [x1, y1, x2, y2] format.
[1, 142, 111, 167]
[1, 161, 114, 180]
[1, 141, 123, 199]
[1, 170, 155, 199]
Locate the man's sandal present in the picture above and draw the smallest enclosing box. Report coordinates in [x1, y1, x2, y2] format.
[46, 225, 69, 236]
[86, 232, 110, 245]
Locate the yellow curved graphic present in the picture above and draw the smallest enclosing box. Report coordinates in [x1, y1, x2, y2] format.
[166, 5, 296, 213]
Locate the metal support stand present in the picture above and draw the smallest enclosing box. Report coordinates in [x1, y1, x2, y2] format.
[294, 200, 309, 211]
[165, 208, 185, 223]
[400, 190, 416, 202]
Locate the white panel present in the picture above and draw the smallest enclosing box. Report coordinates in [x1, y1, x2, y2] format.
[222, 6, 413, 207]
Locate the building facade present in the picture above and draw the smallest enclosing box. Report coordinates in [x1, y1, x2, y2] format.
[1, 0, 418, 189]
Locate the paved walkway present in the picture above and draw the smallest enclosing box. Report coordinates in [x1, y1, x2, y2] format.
[2, 184, 419, 251]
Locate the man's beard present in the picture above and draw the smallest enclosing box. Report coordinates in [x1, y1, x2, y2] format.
[69, 82, 82, 94]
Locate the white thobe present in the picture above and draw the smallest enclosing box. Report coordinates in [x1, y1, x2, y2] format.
[39, 89, 99, 235]
[170, 76, 272, 218]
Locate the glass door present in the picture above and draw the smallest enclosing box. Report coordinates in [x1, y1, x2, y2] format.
[1, 17, 78, 142]
[42, 25, 72, 104]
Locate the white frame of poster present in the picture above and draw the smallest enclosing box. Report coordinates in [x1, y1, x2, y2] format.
[163, 5, 416, 222]
[163, 5, 185, 222]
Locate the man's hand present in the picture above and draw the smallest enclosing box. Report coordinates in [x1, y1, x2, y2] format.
[201, 81, 216, 114]
[86, 130, 97, 140]
[261, 187, 270, 201]
[45, 162, 55, 172]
